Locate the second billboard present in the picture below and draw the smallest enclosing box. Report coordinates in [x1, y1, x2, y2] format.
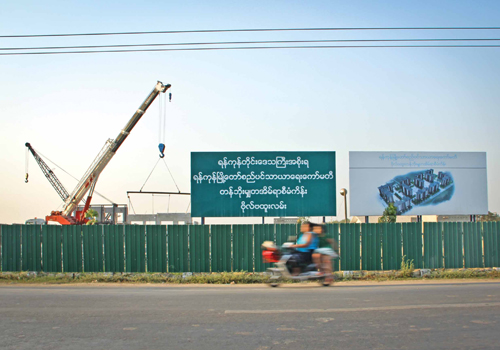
[350, 151, 488, 216]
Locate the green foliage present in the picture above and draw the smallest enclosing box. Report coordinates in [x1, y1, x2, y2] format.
[329, 218, 350, 224]
[85, 209, 99, 225]
[379, 203, 397, 223]
[477, 211, 500, 222]
[399, 255, 415, 277]
[297, 216, 311, 224]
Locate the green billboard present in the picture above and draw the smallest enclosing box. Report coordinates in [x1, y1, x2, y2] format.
[191, 152, 336, 217]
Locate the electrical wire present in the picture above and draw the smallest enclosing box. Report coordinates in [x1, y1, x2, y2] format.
[2, 27, 500, 38]
[2, 44, 500, 56]
[2, 38, 500, 51]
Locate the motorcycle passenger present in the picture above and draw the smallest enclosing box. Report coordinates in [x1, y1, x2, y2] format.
[312, 224, 338, 282]
[289, 221, 319, 275]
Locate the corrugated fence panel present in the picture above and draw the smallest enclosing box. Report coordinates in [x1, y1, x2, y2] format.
[275, 224, 297, 246]
[254, 224, 275, 272]
[340, 224, 360, 271]
[82, 225, 103, 272]
[146, 225, 167, 272]
[464, 222, 483, 268]
[402, 223, 423, 269]
[62, 226, 82, 272]
[483, 222, 500, 268]
[189, 225, 210, 273]
[42, 225, 62, 272]
[22, 225, 42, 271]
[233, 225, 253, 271]
[443, 222, 463, 269]
[325, 223, 340, 272]
[125, 225, 145, 272]
[361, 223, 381, 271]
[211, 225, 232, 272]
[104, 225, 124, 272]
[423, 223, 443, 269]
[168, 225, 188, 272]
[382, 223, 402, 270]
[2, 225, 22, 271]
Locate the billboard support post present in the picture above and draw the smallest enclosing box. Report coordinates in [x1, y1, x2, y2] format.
[340, 188, 348, 223]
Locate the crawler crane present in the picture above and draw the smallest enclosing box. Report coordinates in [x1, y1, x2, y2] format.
[26, 81, 171, 225]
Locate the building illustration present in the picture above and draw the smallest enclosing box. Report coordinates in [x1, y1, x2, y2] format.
[377, 169, 455, 215]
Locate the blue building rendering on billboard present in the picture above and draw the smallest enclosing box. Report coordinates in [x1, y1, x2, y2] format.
[378, 169, 455, 214]
[349, 152, 488, 216]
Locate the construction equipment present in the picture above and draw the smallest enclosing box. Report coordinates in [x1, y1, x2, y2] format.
[26, 81, 171, 225]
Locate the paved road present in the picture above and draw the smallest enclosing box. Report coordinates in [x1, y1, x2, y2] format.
[1, 281, 499, 350]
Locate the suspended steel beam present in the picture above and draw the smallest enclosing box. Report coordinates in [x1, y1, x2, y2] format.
[127, 191, 190, 195]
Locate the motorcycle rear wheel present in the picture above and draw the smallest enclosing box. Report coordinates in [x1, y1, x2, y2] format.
[319, 277, 333, 287]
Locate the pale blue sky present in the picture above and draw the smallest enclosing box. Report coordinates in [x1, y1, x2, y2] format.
[0, 1, 499, 223]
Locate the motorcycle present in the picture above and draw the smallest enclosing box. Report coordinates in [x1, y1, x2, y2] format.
[261, 241, 334, 287]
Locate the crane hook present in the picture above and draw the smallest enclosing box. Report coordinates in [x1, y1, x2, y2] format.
[25, 173, 29, 183]
[158, 143, 166, 158]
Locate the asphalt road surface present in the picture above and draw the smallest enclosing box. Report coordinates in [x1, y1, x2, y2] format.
[1, 281, 499, 350]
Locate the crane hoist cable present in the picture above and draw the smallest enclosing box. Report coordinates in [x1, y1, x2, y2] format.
[141, 90, 180, 192]
[158, 90, 171, 158]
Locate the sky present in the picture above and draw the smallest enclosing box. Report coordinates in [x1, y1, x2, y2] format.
[0, 1, 499, 224]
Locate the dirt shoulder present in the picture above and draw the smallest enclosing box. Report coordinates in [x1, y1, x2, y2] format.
[1, 277, 499, 288]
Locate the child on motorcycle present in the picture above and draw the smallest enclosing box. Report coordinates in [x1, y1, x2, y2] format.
[312, 224, 338, 283]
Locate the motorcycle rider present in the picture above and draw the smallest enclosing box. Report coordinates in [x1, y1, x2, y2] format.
[289, 221, 319, 275]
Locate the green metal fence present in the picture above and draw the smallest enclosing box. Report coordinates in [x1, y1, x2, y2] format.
[168, 225, 188, 272]
[189, 225, 209, 273]
[42, 225, 62, 272]
[1, 222, 499, 273]
[402, 223, 423, 269]
[361, 223, 381, 271]
[443, 222, 463, 269]
[147, 225, 167, 273]
[82, 225, 103, 272]
[423, 222, 444, 269]
[211, 225, 231, 272]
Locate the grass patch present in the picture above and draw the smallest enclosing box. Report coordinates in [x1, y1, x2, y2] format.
[0, 269, 498, 285]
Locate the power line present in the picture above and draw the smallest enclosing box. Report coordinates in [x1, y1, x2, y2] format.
[1, 44, 500, 56]
[2, 38, 500, 51]
[2, 27, 500, 39]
